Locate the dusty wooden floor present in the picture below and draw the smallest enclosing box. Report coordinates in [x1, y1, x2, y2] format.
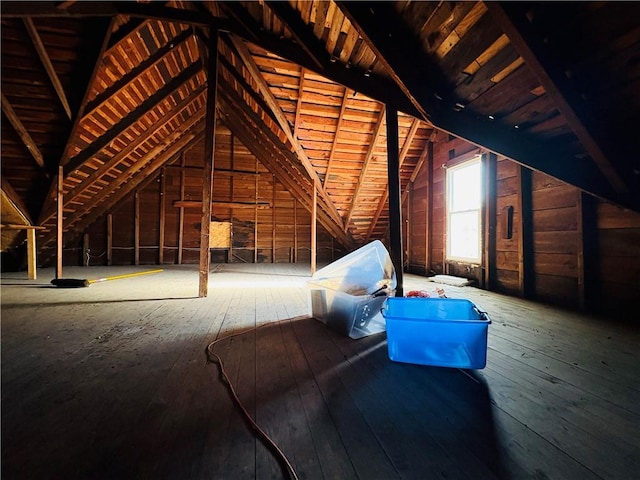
[1, 264, 638, 480]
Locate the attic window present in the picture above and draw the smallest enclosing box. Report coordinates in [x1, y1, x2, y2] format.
[446, 157, 482, 263]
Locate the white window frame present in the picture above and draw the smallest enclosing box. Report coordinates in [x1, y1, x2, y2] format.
[446, 156, 482, 263]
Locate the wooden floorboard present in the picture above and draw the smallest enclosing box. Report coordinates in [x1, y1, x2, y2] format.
[1, 264, 638, 479]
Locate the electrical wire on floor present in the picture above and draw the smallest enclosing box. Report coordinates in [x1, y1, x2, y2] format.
[205, 325, 300, 480]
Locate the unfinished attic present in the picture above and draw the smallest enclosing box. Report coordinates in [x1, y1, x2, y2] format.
[1, 1, 639, 479]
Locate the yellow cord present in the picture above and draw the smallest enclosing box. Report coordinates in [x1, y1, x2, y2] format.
[206, 325, 300, 480]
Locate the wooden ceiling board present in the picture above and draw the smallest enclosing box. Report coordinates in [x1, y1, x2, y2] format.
[2, 0, 639, 263]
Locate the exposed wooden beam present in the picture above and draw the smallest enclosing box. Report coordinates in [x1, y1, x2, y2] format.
[173, 201, 270, 210]
[335, 2, 428, 122]
[293, 67, 306, 138]
[323, 87, 351, 189]
[486, 2, 627, 194]
[344, 107, 386, 229]
[23, 18, 72, 119]
[1, 1, 224, 28]
[228, 34, 345, 229]
[1, 93, 46, 171]
[262, 0, 325, 71]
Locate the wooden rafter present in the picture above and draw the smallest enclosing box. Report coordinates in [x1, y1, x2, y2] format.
[335, 1, 429, 122]
[83, 27, 195, 120]
[344, 107, 386, 229]
[1, 93, 46, 171]
[293, 67, 305, 137]
[62, 60, 202, 175]
[173, 201, 270, 210]
[262, 0, 325, 71]
[38, 17, 114, 225]
[485, 2, 627, 194]
[217, 43, 279, 126]
[323, 86, 351, 189]
[229, 34, 345, 229]
[38, 85, 207, 227]
[23, 18, 72, 119]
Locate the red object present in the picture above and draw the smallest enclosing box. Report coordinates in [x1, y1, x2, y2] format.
[406, 290, 430, 298]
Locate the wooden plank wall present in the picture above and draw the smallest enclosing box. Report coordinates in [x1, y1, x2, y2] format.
[596, 201, 640, 318]
[531, 171, 580, 307]
[408, 133, 640, 321]
[83, 124, 335, 266]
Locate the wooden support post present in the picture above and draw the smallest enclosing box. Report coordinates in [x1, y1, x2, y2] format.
[518, 166, 534, 297]
[311, 180, 317, 275]
[178, 154, 185, 265]
[293, 199, 298, 263]
[254, 159, 259, 263]
[406, 183, 412, 270]
[199, 29, 219, 298]
[27, 228, 37, 280]
[484, 152, 498, 290]
[386, 105, 403, 296]
[578, 191, 598, 311]
[229, 134, 234, 263]
[107, 213, 113, 266]
[83, 232, 90, 266]
[56, 165, 63, 279]
[159, 167, 166, 264]
[134, 191, 140, 265]
[272, 174, 276, 263]
[425, 141, 433, 274]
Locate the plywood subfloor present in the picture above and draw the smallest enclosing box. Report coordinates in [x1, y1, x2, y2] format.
[1, 264, 638, 479]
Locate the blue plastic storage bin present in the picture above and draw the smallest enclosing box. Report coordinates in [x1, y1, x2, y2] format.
[383, 297, 491, 369]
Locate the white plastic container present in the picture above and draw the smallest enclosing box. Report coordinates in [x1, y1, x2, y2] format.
[308, 240, 396, 339]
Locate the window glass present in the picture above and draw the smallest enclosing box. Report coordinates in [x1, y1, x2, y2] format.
[446, 158, 482, 262]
